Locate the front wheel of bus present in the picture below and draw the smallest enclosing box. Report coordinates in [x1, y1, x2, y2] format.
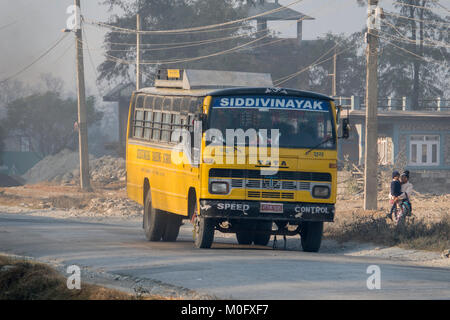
[144, 189, 165, 241]
[300, 221, 323, 253]
[193, 206, 215, 248]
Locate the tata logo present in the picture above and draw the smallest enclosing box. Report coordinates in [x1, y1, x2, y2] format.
[262, 177, 281, 189]
[257, 160, 287, 167]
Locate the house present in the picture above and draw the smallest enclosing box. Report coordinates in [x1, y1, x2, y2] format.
[0, 113, 41, 176]
[337, 96, 450, 193]
[247, 0, 314, 43]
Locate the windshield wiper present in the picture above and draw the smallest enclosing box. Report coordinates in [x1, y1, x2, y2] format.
[305, 136, 335, 155]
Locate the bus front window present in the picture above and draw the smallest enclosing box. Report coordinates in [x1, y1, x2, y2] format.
[207, 100, 336, 150]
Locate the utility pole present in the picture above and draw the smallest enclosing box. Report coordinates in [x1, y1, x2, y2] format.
[74, 0, 91, 191]
[136, 13, 142, 90]
[364, 0, 381, 210]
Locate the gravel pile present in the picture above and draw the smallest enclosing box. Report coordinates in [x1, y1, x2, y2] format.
[22, 149, 83, 184]
[23, 150, 126, 185]
[85, 156, 126, 184]
[85, 197, 142, 217]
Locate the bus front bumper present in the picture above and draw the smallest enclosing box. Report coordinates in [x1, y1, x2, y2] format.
[199, 199, 335, 222]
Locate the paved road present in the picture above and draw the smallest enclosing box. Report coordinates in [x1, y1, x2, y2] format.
[0, 213, 449, 299]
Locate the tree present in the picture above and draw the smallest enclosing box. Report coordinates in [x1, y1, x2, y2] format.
[98, 0, 249, 87]
[377, 0, 449, 108]
[0, 91, 102, 159]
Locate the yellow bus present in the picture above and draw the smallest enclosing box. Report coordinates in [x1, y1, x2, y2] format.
[126, 69, 349, 252]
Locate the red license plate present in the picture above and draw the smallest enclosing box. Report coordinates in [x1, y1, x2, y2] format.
[260, 203, 283, 213]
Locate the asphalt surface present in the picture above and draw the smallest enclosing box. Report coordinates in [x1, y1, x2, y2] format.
[0, 212, 449, 299]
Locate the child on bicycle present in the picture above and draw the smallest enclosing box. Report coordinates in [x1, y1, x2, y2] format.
[398, 170, 413, 216]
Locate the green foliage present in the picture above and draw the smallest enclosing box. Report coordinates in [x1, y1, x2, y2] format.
[0, 92, 102, 158]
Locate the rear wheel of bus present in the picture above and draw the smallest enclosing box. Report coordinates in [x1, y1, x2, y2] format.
[143, 189, 166, 241]
[300, 221, 323, 252]
[162, 213, 182, 242]
[236, 221, 272, 246]
[253, 221, 272, 246]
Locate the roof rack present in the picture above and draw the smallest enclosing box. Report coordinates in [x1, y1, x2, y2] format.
[155, 69, 273, 90]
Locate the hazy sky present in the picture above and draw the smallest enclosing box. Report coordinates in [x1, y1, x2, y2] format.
[0, 0, 398, 98]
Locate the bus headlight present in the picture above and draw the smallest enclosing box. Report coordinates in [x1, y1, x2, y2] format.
[312, 186, 330, 199]
[209, 182, 229, 194]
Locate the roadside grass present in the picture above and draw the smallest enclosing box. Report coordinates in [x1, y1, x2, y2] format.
[0, 255, 168, 300]
[324, 212, 450, 252]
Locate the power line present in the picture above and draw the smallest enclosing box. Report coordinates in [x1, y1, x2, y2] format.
[54, 41, 74, 64]
[381, 20, 450, 48]
[0, 21, 17, 31]
[392, 1, 446, 12]
[88, 16, 272, 36]
[431, 0, 450, 12]
[82, 29, 105, 97]
[88, 28, 271, 53]
[384, 10, 450, 27]
[274, 42, 356, 86]
[372, 32, 447, 66]
[85, 0, 306, 35]
[100, 0, 344, 66]
[379, 30, 450, 48]
[0, 34, 69, 84]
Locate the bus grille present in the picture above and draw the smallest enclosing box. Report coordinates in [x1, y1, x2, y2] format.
[209, 169, 331, 182]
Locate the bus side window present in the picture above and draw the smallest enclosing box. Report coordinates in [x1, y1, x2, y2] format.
[181, 97, 190, 113]
[152, 112, 162, 141]
[173, 98, 182, 112]
[145, 95, 154, 109]
[171, 114, 182, 142]
[134, 110, 144, 138]
[189, 98, 198, 114]
[154, 97, 163, 110]
[163, 97, 173, 111]
[132, 95, 145, 138]
[161, 113, 171, 142]
[143, 111, 153, 140]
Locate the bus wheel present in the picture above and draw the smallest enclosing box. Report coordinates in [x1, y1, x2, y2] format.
[300, 221, 323, 252]
[235, 221, 254, 245]
[162, 213, 182, 242]
[253, 221, 272, 246]
[193, 204, 215, 249]
[143, 189, 166, 241]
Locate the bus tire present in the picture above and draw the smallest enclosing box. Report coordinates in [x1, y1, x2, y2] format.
[162, 213, 182, 242]
[300, 221, 323, 253]
[143, 189, 165, 241]
[253, 221, 272, 246]
[236, 221, 254, 245]
[193, 206, 215, 249]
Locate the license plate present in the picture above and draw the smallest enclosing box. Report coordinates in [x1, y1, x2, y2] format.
[260, 203, 283, 213]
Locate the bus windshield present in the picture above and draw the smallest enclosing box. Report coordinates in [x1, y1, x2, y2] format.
[208, 95, 336, 149]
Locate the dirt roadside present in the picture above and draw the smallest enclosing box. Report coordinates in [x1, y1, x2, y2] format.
[0, 254, 203, 300]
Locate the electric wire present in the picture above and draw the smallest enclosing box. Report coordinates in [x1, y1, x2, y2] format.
[0, 34, 69, 84]
[84, 0, 306, 35]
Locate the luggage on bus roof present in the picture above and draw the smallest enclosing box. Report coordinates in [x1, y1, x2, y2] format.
[154, 69, 273, 90]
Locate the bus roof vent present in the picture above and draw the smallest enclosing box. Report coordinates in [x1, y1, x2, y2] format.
[155, 69, 273, 90]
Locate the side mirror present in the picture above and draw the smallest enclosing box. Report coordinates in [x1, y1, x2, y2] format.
[342, 118, 350, 139]
[336, 105, 342, 123]
[198, 113, 207, 130]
